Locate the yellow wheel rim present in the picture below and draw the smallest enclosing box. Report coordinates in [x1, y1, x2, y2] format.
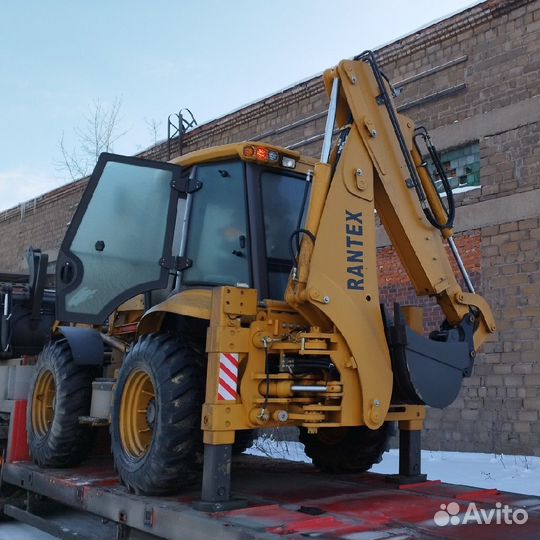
[119, 369, 156, 459]
[31, 370, 56, 438]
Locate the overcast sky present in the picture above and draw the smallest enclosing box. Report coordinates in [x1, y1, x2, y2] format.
[0, 0, 480, 212]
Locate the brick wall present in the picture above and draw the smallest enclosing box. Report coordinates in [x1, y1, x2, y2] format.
[378, 232, 482, 334]
[1, 0, 538, 454]
[0, 181, 86, 273]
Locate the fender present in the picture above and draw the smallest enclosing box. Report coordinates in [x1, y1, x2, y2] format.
[56, 326, 104, 365]
[137, 289, 212, 336]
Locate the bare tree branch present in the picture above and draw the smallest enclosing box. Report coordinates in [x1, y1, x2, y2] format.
[56, 97, 128, 181]
[145, 117, 162, 146]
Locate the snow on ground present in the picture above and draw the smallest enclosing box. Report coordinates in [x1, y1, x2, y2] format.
[245, 437, 540, 496]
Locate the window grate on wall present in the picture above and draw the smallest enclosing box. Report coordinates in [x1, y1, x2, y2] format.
[427, 142, 480, 193]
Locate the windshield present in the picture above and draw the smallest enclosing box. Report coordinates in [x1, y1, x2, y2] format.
[179, 159, 309, 298]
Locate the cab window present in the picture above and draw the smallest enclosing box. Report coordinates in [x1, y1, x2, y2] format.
[182, 161, 250, 286]
[260, 171, 309, 298]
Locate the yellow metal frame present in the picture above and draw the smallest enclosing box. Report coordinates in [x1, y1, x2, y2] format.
[138, 289, 212, 335]
[169, 142, 311, 172]
[199, 286, 428, 444]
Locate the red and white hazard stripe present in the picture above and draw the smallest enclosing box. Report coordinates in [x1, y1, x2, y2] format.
[217, 353, 239, 401]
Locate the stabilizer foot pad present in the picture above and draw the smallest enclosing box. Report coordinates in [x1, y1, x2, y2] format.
[384, 473, 428, 485]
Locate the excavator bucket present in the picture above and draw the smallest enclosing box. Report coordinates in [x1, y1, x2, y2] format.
[387, 304, 475, 408]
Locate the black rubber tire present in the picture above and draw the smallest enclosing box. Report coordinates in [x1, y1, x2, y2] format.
[111, 333, 205, 495]
[27, 339, 94, 468]
[300, 423, 394, 473]
[233, 429, 256, 455]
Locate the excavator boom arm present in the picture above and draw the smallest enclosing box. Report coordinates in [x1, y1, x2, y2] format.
[285, 52, 495, 421]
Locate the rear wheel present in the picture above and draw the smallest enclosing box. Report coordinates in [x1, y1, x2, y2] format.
[300, 423, 394, 473]
[111, 333, 204, 495]
[233, 429, 256, 455]
[27, 339, 94, 467]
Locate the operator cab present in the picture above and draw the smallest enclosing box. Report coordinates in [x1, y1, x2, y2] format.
[56, 144, 313, 324]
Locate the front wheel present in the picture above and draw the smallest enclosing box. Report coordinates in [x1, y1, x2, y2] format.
[300, 423, 394, 473]
[111, 333, 205, 495]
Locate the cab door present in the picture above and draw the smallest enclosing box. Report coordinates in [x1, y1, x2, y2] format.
[56, 153, 188, 324]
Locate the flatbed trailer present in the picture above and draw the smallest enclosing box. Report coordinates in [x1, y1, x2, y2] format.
[1, 402, 538, 540]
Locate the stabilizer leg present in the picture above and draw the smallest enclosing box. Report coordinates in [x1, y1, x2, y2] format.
[193, 443, 247, 512]
[386, 421, 427, 485]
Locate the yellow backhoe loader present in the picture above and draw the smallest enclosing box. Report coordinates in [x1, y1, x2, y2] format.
[25, 51, 495, 509]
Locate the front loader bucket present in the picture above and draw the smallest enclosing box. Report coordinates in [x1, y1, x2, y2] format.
[386, 304, 475, 409]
